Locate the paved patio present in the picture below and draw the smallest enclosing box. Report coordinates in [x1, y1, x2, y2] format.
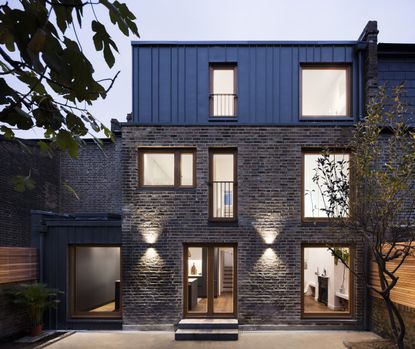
[48, 330, 381, 349]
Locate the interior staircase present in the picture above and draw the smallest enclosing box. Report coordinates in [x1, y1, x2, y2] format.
[175, 319, 239, 341]
[223, 265, 233, 291]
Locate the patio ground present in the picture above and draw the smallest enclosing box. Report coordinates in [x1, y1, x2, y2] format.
[47, 330, 381, 349]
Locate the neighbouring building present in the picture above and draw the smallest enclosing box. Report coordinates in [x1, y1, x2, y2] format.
[1, 21, 414, 345]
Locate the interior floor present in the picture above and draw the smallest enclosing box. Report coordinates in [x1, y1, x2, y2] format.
[304, 295, 348, 313]
[189, 292, 233, 313]
[90, 301, 116, 312]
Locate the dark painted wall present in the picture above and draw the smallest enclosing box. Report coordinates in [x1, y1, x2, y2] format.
[132, 43, 361, 124]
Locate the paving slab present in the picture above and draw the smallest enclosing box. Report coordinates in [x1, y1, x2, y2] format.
[47, 330, 381, 349]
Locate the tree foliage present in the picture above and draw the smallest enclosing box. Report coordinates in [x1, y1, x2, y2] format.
[313, 85, 415, 349]
[0, 0, 138, 158]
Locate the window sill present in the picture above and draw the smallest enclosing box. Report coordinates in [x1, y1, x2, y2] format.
[138, 187, 197, 192]
[208, 117, 238, 122]
[299, 116, 354, 122]
[208, 220, 239, 227]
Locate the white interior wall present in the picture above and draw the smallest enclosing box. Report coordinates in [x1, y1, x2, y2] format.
[304, 247, 349, 310]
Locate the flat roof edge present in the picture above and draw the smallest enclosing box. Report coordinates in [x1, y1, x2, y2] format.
[131, 40, 360, 46]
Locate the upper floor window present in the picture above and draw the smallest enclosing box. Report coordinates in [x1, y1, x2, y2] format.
[300, 65, 351, 118]
[139, 148, 195, 188]
[209, 149, 237, 221]
[210, 64, 237, 118]
[302, 150, 350, 220]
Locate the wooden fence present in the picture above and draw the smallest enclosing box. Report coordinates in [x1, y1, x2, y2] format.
[370, 242, 415, 308]
[0, 247, 38, 284]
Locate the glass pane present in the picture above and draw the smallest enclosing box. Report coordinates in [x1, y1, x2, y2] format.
[213, 69, 234, 94]
[303, 153, 349, 218]
[212, 68, 235, 116]
[187, 247, 208, 313]
[302, 69, 347, 116]
[212, 154, 234, 218]
[213, 247, 234, 313]
[143, 153, 174, 186]
[303, 246, 350, 314]
[180, 153, 194, 186]
[75, 247, 121, 313]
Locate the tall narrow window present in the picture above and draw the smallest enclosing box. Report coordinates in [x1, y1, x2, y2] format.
[210, 64, 237, 117]
[301, 65, 351, 118]
[139, 149, 196, 188]
[209, 149, 237, 220]
[303, 151, 350, 220]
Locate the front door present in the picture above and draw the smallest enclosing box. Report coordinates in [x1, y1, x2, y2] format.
[183, 244, 237, 318]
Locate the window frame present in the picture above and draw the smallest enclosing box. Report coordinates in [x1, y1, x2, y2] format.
[208, 148, 238, 222]
[69, 244, 122, 319]
[301, 243, 354, 319]
[299, 64, 352, 120]
[209, 63, 238, 118]
[138, 148, 196, 189]
[301, 148, 351, 223]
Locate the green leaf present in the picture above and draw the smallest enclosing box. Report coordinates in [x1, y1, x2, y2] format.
[9, 174, 36, 192]
[55, 129, 79, 158]
[63, 181, 80, 200]
[0, 125, 15, 139]
[91, 20, 118, 68]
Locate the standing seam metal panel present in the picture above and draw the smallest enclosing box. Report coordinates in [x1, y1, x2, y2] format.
[132, 44, 358, 124]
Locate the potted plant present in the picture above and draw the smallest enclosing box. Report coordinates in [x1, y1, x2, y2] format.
[9, 283, 62, 336]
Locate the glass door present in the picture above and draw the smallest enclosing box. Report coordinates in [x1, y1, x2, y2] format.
[184, 244, 236, 318]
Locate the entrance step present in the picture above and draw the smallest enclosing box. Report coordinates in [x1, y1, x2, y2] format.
[175, 319, 238, 341]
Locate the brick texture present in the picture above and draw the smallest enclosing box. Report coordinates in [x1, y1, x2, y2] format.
[59, 139, 122, 214]
[0, 138, 59, 247]
[370, 297, 415, 349]
[121, 125, 366, 328]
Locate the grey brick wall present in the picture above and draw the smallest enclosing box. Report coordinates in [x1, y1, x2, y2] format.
[0, 138, 59, 247]
[59, 139, 122, 214]
[121, 125, 366, 328]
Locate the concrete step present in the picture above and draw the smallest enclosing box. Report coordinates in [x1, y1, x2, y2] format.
[177, 318, 238, 329]
[175, 328, 238, 341]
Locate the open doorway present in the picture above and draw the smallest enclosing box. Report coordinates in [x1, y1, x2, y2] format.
[184, 244, 236, 317]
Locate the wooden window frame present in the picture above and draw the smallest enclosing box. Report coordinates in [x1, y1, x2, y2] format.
[138, 148, 196, 189]
[183, 243, 238, 318]
[299, 64, 352, 120]
[208, 148, 238, 222]
[301, 243, 355, 319]
[209, 63, 238, 118]
[301, 148, 351, 223]
[69, 245, 122, 319]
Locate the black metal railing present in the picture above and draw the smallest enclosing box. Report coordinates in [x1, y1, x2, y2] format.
[211, 181, 235, 218]
[209, 94, 237, 117]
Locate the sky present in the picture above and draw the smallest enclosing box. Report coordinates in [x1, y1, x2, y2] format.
[9, 0, 415, 138]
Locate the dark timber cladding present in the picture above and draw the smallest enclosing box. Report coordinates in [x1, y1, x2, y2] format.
[31, 211, 122, 330]
[131, 41, 361, 124]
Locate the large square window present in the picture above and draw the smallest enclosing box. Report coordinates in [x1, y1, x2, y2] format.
[69, 246, 121, 318]
[301, 65, 351, 118]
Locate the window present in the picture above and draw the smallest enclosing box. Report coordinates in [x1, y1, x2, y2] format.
[301, 65, 351, 118]
[139, 149, 196, 188]
[69, 246, 121, 318]
[209, 149, 237, 221]
[210, 64, 237, 117]
[302, 245, 353, 318]
[302, 151, 350, 220]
